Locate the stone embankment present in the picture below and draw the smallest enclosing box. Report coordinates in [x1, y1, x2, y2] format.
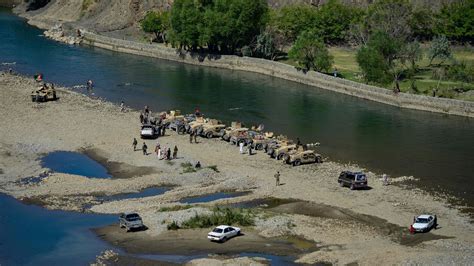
[80, 31, 474, 118]
[43, 24, 82, 45]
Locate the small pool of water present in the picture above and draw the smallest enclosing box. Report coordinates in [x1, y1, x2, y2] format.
[179, 191, 250, 204]
[134, 252, 298, 265]
[41, 151, 111, 178]
[0, 193, 116, 265]
[100, 187, 171, 202]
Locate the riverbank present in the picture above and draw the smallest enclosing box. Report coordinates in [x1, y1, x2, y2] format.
[1, 72, 473, 264]
[13, 6, 474, 118]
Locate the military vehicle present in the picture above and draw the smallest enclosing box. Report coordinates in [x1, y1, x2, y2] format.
[201, 119, 226, 138]
[272, 144, 298, 160]
[285, 150, 322, 166]
[31, 83, 57, 102]
[223, 127, 248, 142]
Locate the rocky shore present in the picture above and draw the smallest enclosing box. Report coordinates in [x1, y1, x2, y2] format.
[1, 72, 473, 265]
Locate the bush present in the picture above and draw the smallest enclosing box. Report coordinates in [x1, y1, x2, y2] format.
[181, 207, 254, 229]
[428, 36, 452, 65]
[445, 61, 474, 83]
[159, 205, 192, 212]
[435, 1, 474, 43]
[180, 162, 196, 173]
[167, 221, 180, 230]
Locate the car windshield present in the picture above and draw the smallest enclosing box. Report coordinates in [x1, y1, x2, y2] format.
[212, 228, 223, 233]
[415, 218, 429, 223]
[356, 174, 366, 181]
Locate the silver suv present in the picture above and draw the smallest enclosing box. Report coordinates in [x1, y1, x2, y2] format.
[119, 212, 144, 232]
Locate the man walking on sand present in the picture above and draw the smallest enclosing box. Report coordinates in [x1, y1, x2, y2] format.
[142, 142, 148, 155]
[274, 171, 280, 186]
[189, 131, 194, 143]
[132, 138, 138, 151]
[194, 132, 198, 143]
[173, 146, 178, 159]
[239, 142, 244, 154]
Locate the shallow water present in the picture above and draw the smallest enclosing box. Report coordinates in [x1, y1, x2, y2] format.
[100, 187, 170, 202]
[41, 151, 111, 178]
[1, 8, 474, 208]
[0, 193, 116, 265]
[179, 192, 250, 204]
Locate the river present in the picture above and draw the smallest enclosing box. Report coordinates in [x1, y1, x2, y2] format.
[1, 8, 473, 209]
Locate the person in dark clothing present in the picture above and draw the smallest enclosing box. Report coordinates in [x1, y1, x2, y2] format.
[144, 105, 150, 115]
[189, 131, 194, 143]
[195, 161, 201, 168]
[194, 132, 198, 143]
[142, 142, 148, 155]
[161, 126, 166, 136]
[139, 113, 144, 124]
[132, 138, 138, 151]
[248, 144, 253, 155]
[166, 148, 171, 160]
[296, 137, 302, 148]
[173, 146, 178, 159]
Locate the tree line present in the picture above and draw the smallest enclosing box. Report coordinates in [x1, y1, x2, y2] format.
[141, 0, 473, 88]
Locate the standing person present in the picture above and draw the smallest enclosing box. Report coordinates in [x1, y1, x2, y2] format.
[166, 148, 171, 160]
[333, 68, 338, 77]
[132, 138, 138, 151]
[162, 126, 166, 136]
[155, 142, 160, 156]
[193, 131, 198, 143]
[195, 107, 201, 117]
[86, 79, 93, 90]
[173, 146, 178, 159]
[120, 101, 125, 112]
[144, 105, 150, 116]
[189, 131, 194, 143]
[142, 142, 148, 155]
[296, 137, 302, 148]
[158, 146, 162, 160]
[248, 144, 253, 155]
[274, 171, 280, 186]
[239, 142, 244, 154]
[139, 112, 144, 124]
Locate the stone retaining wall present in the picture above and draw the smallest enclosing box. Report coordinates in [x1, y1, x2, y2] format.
[82, 32, 474, 118]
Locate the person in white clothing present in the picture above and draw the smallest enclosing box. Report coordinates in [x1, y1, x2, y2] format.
[239, 142, 244, 154]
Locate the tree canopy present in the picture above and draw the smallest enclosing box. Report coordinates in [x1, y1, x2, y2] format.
[289, 30, 333, 72]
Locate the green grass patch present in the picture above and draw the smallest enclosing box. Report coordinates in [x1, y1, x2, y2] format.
[179, 207, 254, 229]
[159, 205, 193, 212]
[206, 165, 219, 172]
[81, 0, 96, 11]
[180, 162, 196, 173]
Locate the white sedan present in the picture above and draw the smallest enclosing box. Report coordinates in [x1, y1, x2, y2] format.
[412, 214, 437, 233]
[207, 225, 241, 242]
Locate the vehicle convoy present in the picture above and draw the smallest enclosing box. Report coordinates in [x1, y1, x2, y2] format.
[207, 225, 241, 242]
[119, 212, 144, 232]
[140, 124, 158, 139]
[285, 150, 322, 166]
[411, 214, 437, 233]
[201, 119, 226, 138]
[31, 83, 57, 102]
[338, 171, 368, 190]
[230, 130, 258, 146]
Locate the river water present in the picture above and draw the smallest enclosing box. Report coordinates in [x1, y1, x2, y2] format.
[1, 9, 473, 207]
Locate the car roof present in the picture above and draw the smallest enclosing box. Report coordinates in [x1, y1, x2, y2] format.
[215, 225, 231, 229]
[417, 214, 432, 219]
[123, 212, 139, 216]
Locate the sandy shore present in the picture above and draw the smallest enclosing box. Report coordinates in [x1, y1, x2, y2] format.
[1, 72, 473, 265]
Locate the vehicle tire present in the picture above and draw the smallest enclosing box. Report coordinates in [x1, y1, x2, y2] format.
[255, 143, 263, 150]
[267, 148, 274, 156]
[350, 184, 355, 190]
[293, 160, 301, 166]
[238, 139, 245, 146]
[31, 95, 36, 102]
[206, 132, 213, 139]
[126, 227, 130, 232]
[237, 230, 241, 236]
[339, 181, 344, 187]
[221, 236, 227, 243]
[316, 156, 322, 163]
[277, 153, 285, 160]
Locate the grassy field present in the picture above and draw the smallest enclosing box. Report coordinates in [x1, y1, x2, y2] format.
[280, 46, 474, 101]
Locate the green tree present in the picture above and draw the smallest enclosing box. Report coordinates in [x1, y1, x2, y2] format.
[141, 11, 170, 43]
[312, 0, 365, 44]
[409, 8, 435, 41]
[435, 1, 474, 43]
[428, 35, 452, 65]
[365, 0, 413, 41]
[288, 30, 333, 72]
[356, 31, 402, 84]
[169, 0, 206, 50]
[271, 5, 318, 42]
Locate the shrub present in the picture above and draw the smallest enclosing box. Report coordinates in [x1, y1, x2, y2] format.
[167, 221, 180, 230]
[181, 207, 254, 229]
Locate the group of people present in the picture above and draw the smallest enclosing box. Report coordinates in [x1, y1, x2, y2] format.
[154, 143, 178, 160]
